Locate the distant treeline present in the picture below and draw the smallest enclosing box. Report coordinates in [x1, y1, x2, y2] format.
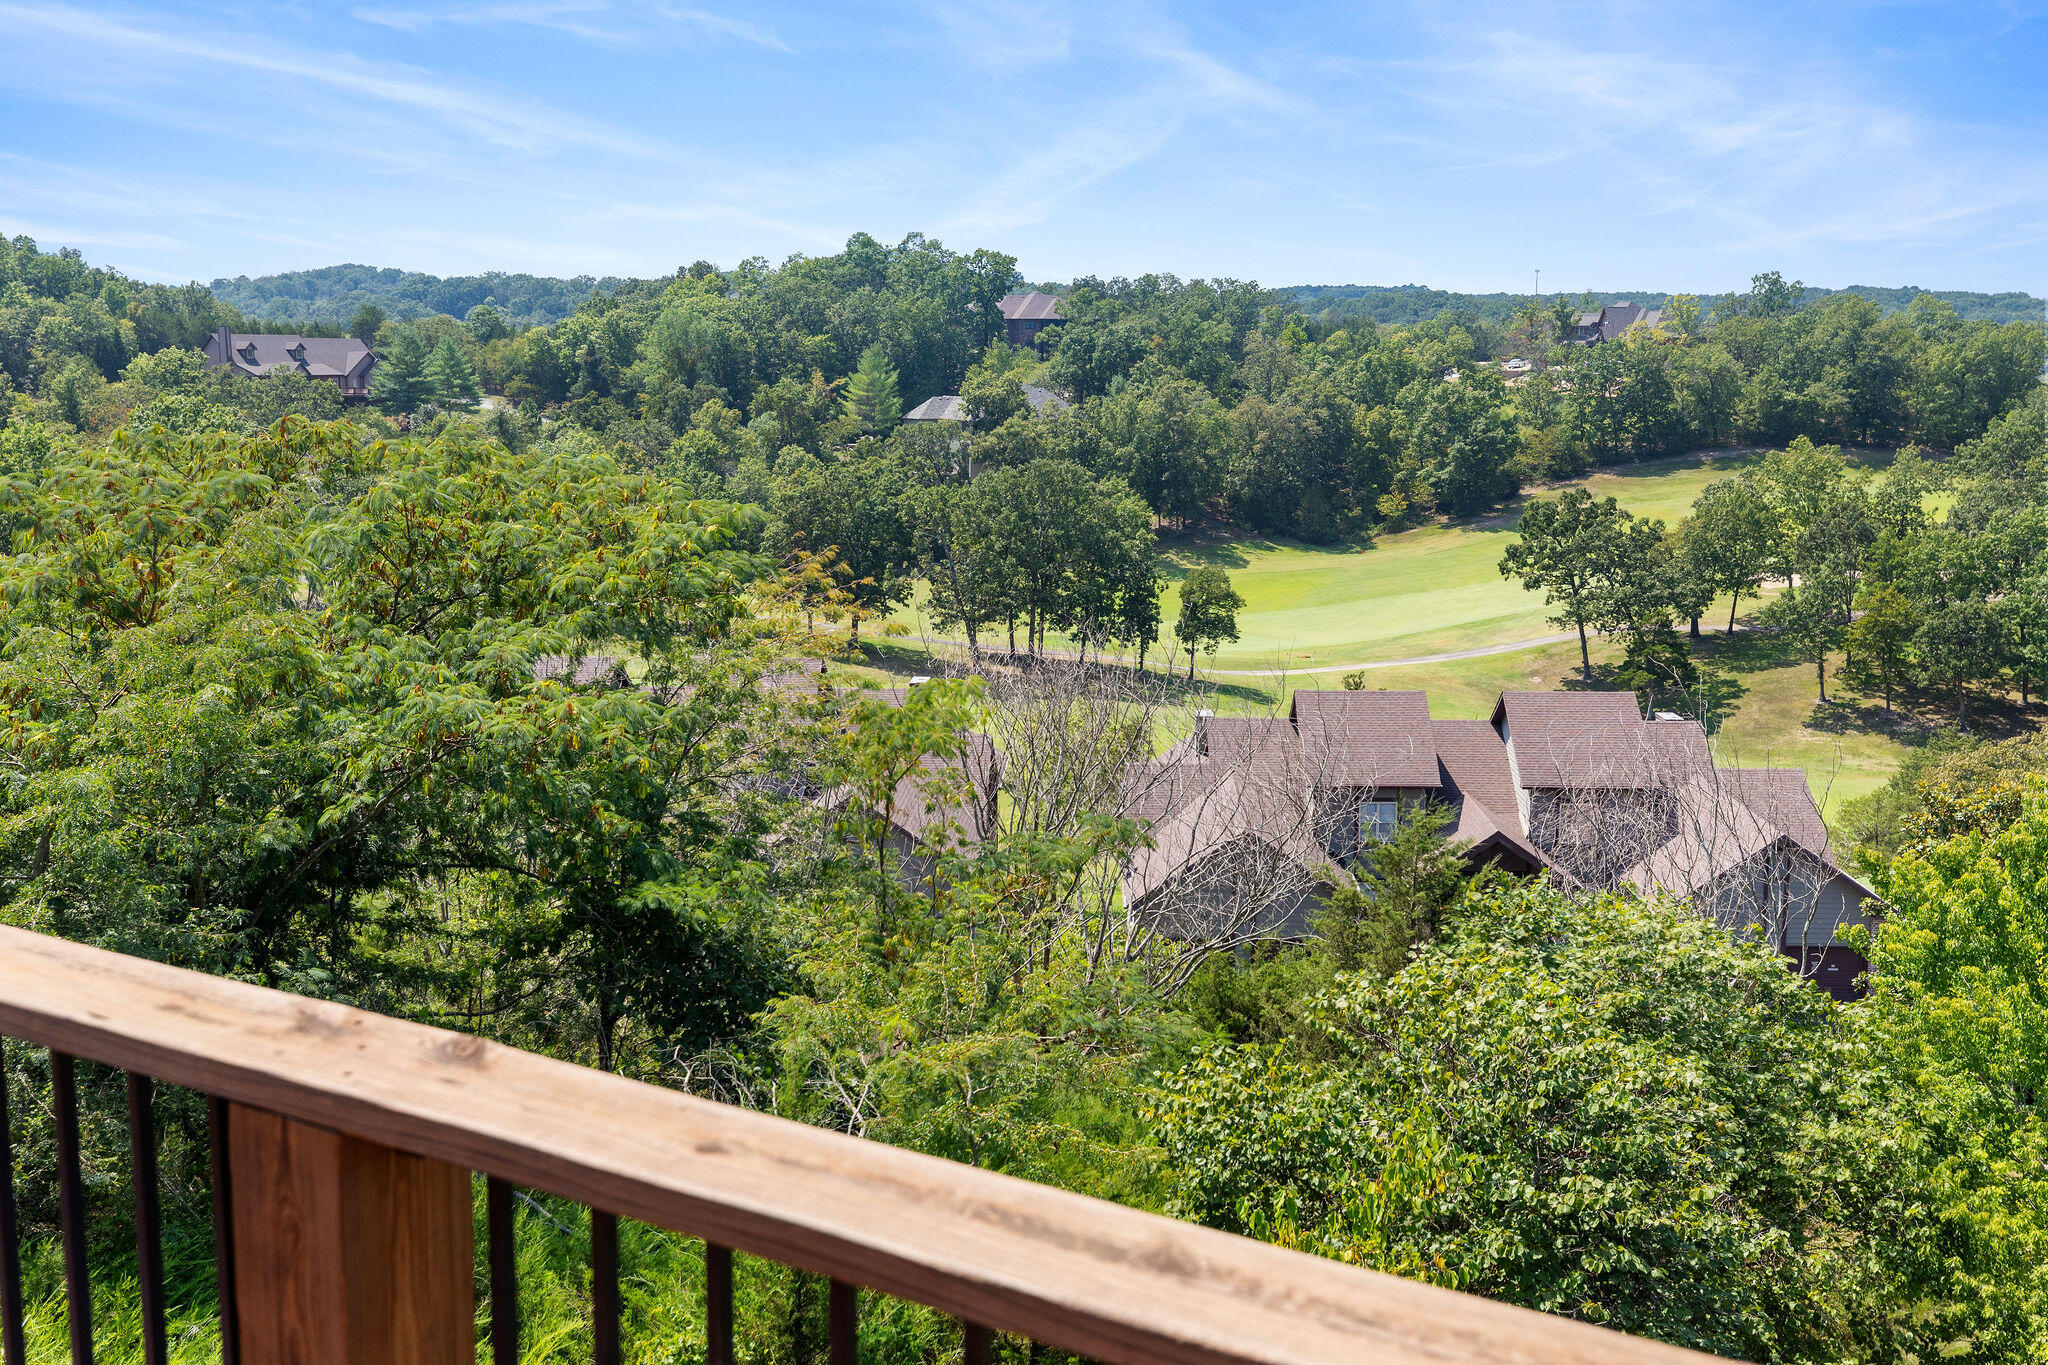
[1288, 283, 2046, 328]
[208, 263, 660, 329]
[212, 267, 2046, 335]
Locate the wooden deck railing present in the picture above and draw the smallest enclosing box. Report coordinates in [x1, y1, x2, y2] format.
[0, 925, 1716, 1365]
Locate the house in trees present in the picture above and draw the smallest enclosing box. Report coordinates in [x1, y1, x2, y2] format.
[202, 325, 376, 399]
[1123, 689, 1875, 999]
[1567, 301, 1663, 344]
[998, 292, 1066, 349]
[902, 385, 1070, 423]
[816, 684, 1003, 887]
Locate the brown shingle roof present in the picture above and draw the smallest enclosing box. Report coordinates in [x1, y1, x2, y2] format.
[1493, 691, 1709, 789]
[1289, 690, 1441, 789]
[1429, 719, 1542, 862]
[998, 291, 1064, 321]
[1718, 768, 1831, 862]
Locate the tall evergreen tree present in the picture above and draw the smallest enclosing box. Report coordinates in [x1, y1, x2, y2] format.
[369, 330, 431, 415]
[424, 338, 482, 407]
[841, 344, 903, 434]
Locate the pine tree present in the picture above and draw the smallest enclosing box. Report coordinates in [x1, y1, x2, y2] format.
[840, 345, 902, 434]
[369, 331, 430, 415]
[424, 338, 482, 408]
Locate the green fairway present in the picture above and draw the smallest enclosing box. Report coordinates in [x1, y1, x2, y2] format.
[1140, 446, 1901, 670]
[865, 445, 2004, 822]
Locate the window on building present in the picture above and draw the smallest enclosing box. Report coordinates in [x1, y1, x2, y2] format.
[1360, 800, 1398, 844]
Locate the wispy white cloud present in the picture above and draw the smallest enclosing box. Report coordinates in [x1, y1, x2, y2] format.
[0, 215, 184, 252]
[350, 0, 790, 52]
[0, 1, 660, 159]
[1390, 20, 2048, 260]
[944, 98, 1183, 233]
[930, 0, 1073, 68]
[943, 9, 1299, 234]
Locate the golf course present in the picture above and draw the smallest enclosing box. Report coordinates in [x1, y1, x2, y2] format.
[869, 446, 1968, 816]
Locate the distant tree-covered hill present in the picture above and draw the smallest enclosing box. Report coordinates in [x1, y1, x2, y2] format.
[208, 264, 659, 328]
[1286, 282, 2044, 327]
[217, 263, 2043, 333]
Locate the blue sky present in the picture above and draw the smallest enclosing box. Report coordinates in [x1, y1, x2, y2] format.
[1, 1, 2044, 296]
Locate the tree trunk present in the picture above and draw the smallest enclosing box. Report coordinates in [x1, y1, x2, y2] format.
[1007, 616, 1017, 658]
[1689, 615, 1701, 640]
[1577, 619, 1591, 677]
[1728, 593, 1741, 634]
[1816, 654, 1827, 705]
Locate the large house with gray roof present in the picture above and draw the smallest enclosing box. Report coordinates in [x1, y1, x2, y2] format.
[1567, 301, 1663, 345]
[202, 326, 375, 400]
[1123, 689, 1875, 999]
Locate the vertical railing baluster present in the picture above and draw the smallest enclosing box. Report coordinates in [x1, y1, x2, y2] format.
[963, 1322, 994, 1365]
[125, 1075, 167, 1365]
[828, 1280, 857, 1365]
[704, 1244, 733, 1365]
[207, 1098, 240, 1365]
[50, 1053, 92, 1365]
[487, 1177, 519, 1365]
[591, 1209, 620, 1365]
[0, 1045, 25, 1365]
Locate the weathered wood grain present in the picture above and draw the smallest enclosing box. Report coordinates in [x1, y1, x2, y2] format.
[0, 926, 1721, 1365]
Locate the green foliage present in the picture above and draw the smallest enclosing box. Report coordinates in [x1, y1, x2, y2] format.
[423, 335, 482, 407]
[1315, 803, 1468, 976]
[1857, 796, 2048, 1359]
[370, 329, 431, 414]
[1172, 565, 1243, 677]
[1157, 881, 1929, 1361]
[839, 343, 902, 434]
[1498, 488, 1663, 677]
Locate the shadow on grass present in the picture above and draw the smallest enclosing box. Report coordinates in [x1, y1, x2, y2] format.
[1693, 623, 1800, 674]
[1156, 530, 1369, 575]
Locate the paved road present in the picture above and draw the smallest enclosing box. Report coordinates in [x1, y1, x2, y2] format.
[1201, 632, 1583, 677]
[900, 630, 1590, 678]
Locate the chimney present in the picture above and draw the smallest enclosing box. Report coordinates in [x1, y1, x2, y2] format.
[1194, 708, 1213, 756]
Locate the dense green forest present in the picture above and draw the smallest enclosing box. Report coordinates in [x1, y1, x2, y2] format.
[1289, 282, 2047, 328]
[214, 263, 2046, 333]
[4, 229, 2048, 1361]
[209, 263, 647, 328]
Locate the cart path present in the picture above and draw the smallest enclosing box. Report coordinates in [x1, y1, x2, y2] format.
[892, 630, 1591, 678]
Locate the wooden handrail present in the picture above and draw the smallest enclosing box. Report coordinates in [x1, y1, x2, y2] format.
[0, 926, 1714, 1365]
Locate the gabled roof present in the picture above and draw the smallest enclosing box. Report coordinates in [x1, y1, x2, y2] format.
[904, 387, 1068, 423]
[216, 332, 374, 378]
[1430, 718, 1544, 865]
[903, 394, 970, 422]
[998, 291, 1064, 322]
[1492, 691, 1710, 789]
[1289, 690, 1440, 788]
[1022, 384, 1069, 414]
[1718, 768, 1831, 862]
[1120, 743, 1335, 910]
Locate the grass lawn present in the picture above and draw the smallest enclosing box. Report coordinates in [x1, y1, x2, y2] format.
[891, 446, 1902, 670]
[856, 445, 2026, 823]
